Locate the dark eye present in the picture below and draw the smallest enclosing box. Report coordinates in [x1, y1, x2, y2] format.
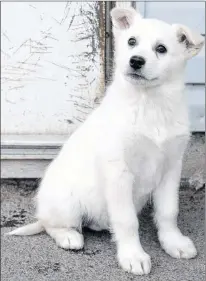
[156, 44, 167, 54]
[180, 34, 187, 43]
[128, 37, 136, 47]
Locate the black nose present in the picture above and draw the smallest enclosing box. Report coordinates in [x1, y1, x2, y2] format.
[130, 56, 146, 70]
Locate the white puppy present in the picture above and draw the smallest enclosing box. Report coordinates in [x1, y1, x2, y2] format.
[8, 7, 204, 275]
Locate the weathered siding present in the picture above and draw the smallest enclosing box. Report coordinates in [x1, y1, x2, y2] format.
[1, 2, 105, 135]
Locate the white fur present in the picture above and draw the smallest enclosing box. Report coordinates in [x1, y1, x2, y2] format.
[9, 7, 204, 275]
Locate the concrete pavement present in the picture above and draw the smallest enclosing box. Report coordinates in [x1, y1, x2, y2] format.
[1, 180, 205, 281]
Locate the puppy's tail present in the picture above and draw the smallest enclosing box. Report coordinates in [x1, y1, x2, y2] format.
[6, 221, 44, 236]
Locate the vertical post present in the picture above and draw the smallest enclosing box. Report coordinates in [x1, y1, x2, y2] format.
[105, 1, 115, 84]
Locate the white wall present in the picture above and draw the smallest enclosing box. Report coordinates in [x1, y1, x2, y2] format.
[1, 2, 105, 135]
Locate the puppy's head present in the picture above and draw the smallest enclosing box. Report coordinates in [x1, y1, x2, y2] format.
[111, 7, 204, 87]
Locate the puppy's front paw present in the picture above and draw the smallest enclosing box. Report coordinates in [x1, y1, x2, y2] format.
[56, 230, 84, 250]
[159, 231, 197, 259]
[118, 248, 151, 275]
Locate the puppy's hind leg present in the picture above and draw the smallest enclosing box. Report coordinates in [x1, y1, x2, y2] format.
[46, 227, 84, 250]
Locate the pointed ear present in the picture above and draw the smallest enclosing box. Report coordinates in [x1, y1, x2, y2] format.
[173, 24, 204, 59]
[110, 7, 141, 31]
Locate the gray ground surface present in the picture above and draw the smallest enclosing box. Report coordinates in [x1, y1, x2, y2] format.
[183, 133, 205, 190]
[1, 180, 205, 281]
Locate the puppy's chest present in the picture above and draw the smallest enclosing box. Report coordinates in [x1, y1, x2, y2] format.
[124, 133, 164, 178]
[127, 100, 189, 143]
[124, 109, 188, 179]
[132, 111, 179, 141]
